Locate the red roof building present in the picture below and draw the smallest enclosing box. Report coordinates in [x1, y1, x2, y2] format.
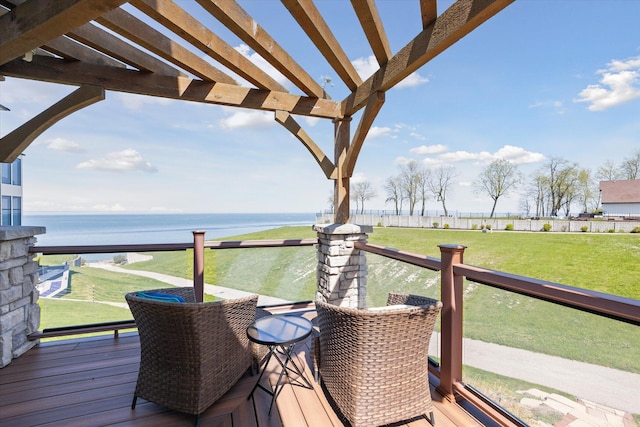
[600, 180, 640, 217]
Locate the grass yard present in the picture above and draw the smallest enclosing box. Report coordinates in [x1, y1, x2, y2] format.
[39, 225, 640, 372]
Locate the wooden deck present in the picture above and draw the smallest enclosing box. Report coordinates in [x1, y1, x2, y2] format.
[0, 310, 483, 427]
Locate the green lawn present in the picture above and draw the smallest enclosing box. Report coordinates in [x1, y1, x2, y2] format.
[39, 225, 640, 372]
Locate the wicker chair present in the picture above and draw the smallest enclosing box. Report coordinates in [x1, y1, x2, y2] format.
[315, 292, 443, 427]
[125, 287, 258, 426]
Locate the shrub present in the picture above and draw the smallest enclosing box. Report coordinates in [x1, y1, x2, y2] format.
[444, 223, 450, 229]
[432, 222, 439, 228]
[608, 229, 615, 233]
[377, 222, 382, 227]
[631, 226, 640, 233]
[485, 224, 492, 230]
[113, 255, 127, 264]
[471, 224, 478, 230]
[505, 224, 514, 231]
[581, 226, 588, 232]
[542, 223, 552, 232]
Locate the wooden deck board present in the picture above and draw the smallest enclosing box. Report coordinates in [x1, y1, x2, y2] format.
[0, 313, 483, 427]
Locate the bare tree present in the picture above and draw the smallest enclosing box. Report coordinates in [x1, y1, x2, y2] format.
[596, 159, 622, 182]
[417, 167, 430, 216]
[544, 157, 580, 217]
[576, 168, 598, 213]
[475, 159, 521, 218]
[384, 176, 404, 215]
[427, 165, 457, 216]
[620, 149, 640, 180]
[351, 181, 376, 214]
[400, 161, 421, 215]
[525, 174, 548, 217]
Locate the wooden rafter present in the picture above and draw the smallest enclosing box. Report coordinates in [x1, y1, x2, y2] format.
[282, 0, 362, 91]
[0, 56, 342, 119]
[96, 8, 237, 84]
[0, 85, 104, 162]
[342, 0, 514, 116]
[420, 0, 438, 29]
[344, 91, 385, 177]
[275, 110, 336, 179]
[0, 0, 127, 65]
[196, 0, 326, 98]
[351, 0, 392, 66]
[42, 37, 125, 69]
[68, 23, 184, 76]
[131, 0, 286, 91]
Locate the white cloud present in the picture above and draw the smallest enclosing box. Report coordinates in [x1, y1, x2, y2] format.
[409, 132, 426, 140]
[46, 137, 85, 153]
[366, 126, 393, 139]
[410, 144, 447, 155]
[574, 55, 640, 111]
[353, 55, 428, 88]
[492, 145, 546, 164]
[219, 110, 274, 130]
[458, 181, 473, 187]
[115, 92, 172, 111]
[396, 72, 429, 88]
[350, 172, 368, 183]
[529, 100, 566, 115]
[91, 203, 127, 212]
[437, 145, 544, 165]
[440, 150, 481, 162]
[76, 148, 158, 173]
[353, 56, 379, 80]
[235, 44, 290, 88]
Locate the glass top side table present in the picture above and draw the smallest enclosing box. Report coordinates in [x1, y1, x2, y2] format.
[246, 314, 313, 415]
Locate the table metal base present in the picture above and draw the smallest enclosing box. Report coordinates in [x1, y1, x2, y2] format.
[248, 342, 313, 415]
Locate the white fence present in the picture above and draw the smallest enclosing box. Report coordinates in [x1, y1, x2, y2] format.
[316, 213, 640, 233]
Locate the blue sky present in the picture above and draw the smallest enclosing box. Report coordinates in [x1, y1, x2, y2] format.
[1, 0, 639, 215]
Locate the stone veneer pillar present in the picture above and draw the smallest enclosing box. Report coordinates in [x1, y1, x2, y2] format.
[0, 226, 46, 368]
[314, 223, 372, 308]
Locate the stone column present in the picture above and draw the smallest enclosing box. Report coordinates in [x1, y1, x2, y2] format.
[314, 223, 372, 309]
[0, 226, 46, 367]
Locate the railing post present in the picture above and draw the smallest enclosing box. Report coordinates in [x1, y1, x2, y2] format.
[437, 244, 466, 402]
[192, 231, 205, 303]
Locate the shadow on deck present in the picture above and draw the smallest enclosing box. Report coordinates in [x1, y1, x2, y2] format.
[0, 310, 483, 427]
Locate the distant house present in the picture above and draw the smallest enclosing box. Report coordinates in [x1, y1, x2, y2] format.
[600, 179, 640, 218]
[0, 157, 22, 226]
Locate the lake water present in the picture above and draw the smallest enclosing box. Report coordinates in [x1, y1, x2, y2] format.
[23, 213, 317, 247]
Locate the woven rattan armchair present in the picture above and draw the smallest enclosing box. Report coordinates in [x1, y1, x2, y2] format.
[125, 287, 258, 426]
[315, 292, 443, 427]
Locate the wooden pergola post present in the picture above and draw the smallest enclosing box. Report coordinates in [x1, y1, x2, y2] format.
[333, 116, 351, 224]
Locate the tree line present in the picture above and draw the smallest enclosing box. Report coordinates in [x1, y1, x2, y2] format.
[348, 149, 640, 218]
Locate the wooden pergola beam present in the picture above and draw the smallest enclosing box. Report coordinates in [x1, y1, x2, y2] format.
[68, 23, 184, 76]
[342, 0, 514, 116]
[0, 0, 127, 65]
[96, 7, 237, 84]
[42, 36, 125, 69]
[0, 56, 342, 119]
[131, 0, 286, 91]
[351, 0, 392, 66]
[282, 0, 362, 91]
[197, 0, 326, 98]
[0, 85, 105, 162]
[420, 0, 438, 29]
[275, 110, 336, 179]
[344, 91, 385, 177]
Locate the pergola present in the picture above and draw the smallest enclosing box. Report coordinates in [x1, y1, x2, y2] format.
[0, 0, 513, 223]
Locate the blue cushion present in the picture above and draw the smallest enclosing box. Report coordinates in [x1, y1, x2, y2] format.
[136, 291, 185, 303]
